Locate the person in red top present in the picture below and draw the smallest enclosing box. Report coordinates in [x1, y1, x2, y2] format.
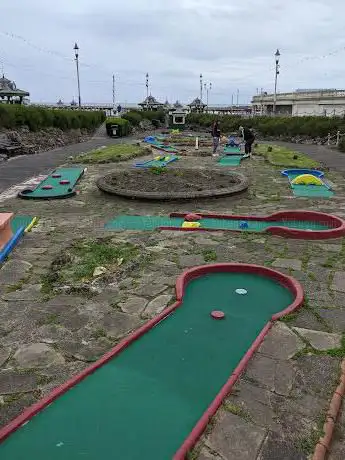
[211, 120, 221, 156]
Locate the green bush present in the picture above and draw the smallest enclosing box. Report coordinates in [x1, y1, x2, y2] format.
[105, 117, 131, 137]
[122, 111, 142, 127]
[186, 113, 345, 142]
[122, 110, 165, 128]
[0, 105, 105, 132]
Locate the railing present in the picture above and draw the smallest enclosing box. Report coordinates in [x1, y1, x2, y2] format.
[327, 131, 345, 146]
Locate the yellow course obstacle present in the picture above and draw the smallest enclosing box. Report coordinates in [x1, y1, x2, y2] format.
[182, 221, 201, 229]
[291, 174, 323, 186]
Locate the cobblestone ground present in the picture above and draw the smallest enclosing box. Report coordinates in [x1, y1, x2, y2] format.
[1, 148, 345, 459]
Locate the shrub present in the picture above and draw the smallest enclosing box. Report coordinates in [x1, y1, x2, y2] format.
[122, 110, 165, 128]
[0, 105, 105, 132]
[186, 113, 345, 142]
[122, 111, 142, 127]
[105, 117, 131, 137]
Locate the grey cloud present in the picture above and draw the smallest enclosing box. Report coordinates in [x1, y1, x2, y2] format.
[1, 0, 344, 103]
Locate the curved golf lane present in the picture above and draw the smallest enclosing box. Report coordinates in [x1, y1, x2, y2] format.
[0, 269, 299, 460]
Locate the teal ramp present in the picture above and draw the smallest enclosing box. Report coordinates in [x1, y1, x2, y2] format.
[282, 170, 333, 198]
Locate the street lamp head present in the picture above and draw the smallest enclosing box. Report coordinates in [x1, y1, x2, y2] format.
[74, 43, 79, 51]
[275, 49, 280, 57]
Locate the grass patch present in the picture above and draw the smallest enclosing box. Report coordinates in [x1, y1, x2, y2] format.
[42, 238, 140, 291]
[4, 277, 31, 293]
[223, 402, 253, 422]
[63, 240, 139, 281]
[203, 249, 217, 262]
[255, 144, 320, 168]
[280, 312, 299, 323]
[91, 328, 108, 339]
[74, 144, 149, 164]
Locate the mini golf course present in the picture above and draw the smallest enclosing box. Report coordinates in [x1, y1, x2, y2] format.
[144, 136, 179, 154]
[281, 169, 333, 198]
[134, 154, 179, 168]
[0, 263, 303, 460]
[0, 214, 37, 263]
[217, 146, 249, 167]
[18, 168, 85, 200]
[105, 210, 345, 239]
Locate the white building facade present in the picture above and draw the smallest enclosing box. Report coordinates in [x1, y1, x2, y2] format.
[252, 89, 345, 117]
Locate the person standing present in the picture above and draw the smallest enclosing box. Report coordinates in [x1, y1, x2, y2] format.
[211, 120, 221, 156]
[239, 126, 255, 156]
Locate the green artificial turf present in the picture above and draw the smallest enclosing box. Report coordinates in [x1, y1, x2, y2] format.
[218, 155, 246, 166]
[10, 215, 35, 232]
[105, 215, 330, 232]
[0, 272, 294, 460]
[223, 146, 241, 154]
[135, 156, 179, 168]
[19, 168, 84, 199]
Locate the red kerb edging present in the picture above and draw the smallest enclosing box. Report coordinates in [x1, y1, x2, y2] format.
[0, 263, 304, 460]
[165, 210, 345, 240]
[312, 359, 345, 460]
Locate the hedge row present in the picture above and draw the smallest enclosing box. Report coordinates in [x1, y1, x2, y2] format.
[0, 105, 106, 132]
[122, 110, 165, 127]
[186, 113, 345, 138]
[105, 117, 131, 137]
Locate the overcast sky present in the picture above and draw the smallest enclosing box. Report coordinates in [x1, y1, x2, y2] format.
[1, 0, 345, 105]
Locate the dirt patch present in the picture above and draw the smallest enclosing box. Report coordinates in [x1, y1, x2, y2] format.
[96, 168, 249, 200]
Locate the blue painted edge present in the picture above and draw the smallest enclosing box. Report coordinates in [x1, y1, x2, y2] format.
[0, 226, 25, 264]
[134, 155, 179, 168]
[281, 169, 324, 178]
[281, 168, 333, 191]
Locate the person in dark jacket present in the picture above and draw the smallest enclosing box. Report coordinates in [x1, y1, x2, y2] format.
[239, 126, 255, 155]
[211, 120, 221, 156]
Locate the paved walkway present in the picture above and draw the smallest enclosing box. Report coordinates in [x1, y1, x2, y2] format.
[272, 141, 345, 173]
[0, 124, 130, 193]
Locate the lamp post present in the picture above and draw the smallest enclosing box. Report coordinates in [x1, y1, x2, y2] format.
[200, 74, 203, 101]
[204, 82, 212, 111]
[146, 73, 149, 110]
[273, 49, 280, 116]
[73, 43, 81, 108]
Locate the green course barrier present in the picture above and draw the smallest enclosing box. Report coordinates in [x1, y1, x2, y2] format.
[18, 168, 85, 200]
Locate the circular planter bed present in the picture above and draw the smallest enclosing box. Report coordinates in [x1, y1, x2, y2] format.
[96, 168, 249, 200]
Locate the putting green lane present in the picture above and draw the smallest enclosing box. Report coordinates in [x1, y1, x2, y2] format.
[1, 272, 294, 460]
[218, 155, 244, 166]
[19, 168, 84, 198]
[105, 215, 330, 232]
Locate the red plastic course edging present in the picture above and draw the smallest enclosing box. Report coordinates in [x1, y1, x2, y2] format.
[0, 263, 304, 459]
[161, 210, 345, 240]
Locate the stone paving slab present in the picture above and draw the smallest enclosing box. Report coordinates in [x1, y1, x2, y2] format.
[205, 411, 267, 460]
